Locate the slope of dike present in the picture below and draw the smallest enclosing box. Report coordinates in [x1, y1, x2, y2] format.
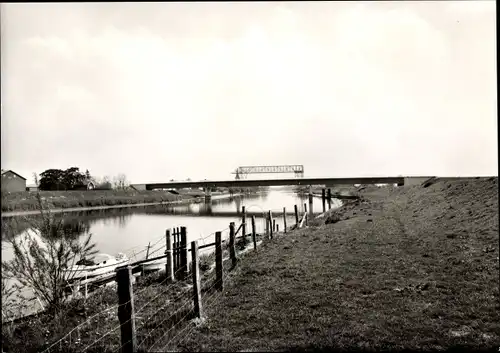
[179, 177, 499, 351]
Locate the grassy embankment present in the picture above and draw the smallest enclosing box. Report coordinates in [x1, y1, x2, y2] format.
[173, 177, 499, 351]
[3, 178, 498, 352]
[1, 189, 213, 213]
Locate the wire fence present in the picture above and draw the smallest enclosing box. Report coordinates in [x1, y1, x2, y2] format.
[38, 226, 231, 353]
[14, 201, 309, 353]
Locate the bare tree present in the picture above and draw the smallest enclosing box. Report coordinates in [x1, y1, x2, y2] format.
[94, 175, 112, 190]
[32, 172, 39, 186]
[113, 173, 129, 190]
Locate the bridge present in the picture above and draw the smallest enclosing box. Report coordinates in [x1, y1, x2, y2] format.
[130, 176, 408, 201]
[233, 165, 304, 179]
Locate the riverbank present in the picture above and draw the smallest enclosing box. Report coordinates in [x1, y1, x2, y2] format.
[2, 178, 497, 351]
[1, 189, 236, 215]
[295, 185, 360, 198]
[174, 177, 499, 351]
[1, 192, 240, 218]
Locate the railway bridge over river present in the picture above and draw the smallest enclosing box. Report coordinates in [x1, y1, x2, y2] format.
[130, 165, 433, 201]
[131, 176, 410, 199]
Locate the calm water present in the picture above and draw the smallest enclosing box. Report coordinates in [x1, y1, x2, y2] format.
[1, 188, 341, 319]
[2, 188, 341, 261]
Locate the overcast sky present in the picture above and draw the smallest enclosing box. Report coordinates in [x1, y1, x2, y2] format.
[1, 1, 497, 184]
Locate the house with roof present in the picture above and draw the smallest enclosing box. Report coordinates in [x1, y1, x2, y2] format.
[1, 170, 27, 193]
[72, 179, 96, 190]
[26, 185, 39, 192]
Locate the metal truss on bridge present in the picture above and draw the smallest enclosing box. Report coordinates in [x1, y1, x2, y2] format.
[233, 165, 304, 179]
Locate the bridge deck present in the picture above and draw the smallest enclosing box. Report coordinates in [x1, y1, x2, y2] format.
[138, 177, 407, 190]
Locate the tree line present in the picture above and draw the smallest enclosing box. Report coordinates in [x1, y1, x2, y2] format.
[37, 167, 129, 191]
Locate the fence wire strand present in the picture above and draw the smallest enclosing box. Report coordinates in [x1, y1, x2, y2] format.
[39, 219, 270, 353]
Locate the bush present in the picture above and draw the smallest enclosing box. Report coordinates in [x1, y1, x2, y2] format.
[2, 193, 98, 313]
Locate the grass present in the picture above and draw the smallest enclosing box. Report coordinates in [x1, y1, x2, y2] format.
[1, 238, 240, 353]
[2, 270, 205, 353]
[1, 190, 197, 212]
[173, 177, 499, 351]
[3, 178, 498, 352]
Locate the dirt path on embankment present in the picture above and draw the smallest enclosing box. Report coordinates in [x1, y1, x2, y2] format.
[177, 177, 499, 351]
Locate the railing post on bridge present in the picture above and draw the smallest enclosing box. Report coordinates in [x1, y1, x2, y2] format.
[180, 227, 188, 280]
[116, 266, 137, 353]
[283, 207, 287, 233]
[294, 204, 299, 227]
[191, 241, 203, 319]
[242, 206, 247, 245]
[215, 232, 223, 291]
[165, 229, 174, 283]
[322, 189, 326, 213]
[229, 222, 237, 267]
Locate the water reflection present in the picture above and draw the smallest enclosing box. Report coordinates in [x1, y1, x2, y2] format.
[2, 190, 340, 247]
[2, 209, 134, 241]
[1, 189, 341, 321]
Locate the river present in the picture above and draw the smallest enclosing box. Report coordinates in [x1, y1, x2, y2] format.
[1, 188, 341, 320]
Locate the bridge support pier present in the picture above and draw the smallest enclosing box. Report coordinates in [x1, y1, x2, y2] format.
[204, 187, 212, 202]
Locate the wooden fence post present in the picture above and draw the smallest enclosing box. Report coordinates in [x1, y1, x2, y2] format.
[242, 206, 247, 245]
[273, 219, 276, 233]
[277, 224, 279, 233]
[266, 214, 270, 238]
[165, 229, 174, 283]
[177, 227, 181, 274]
[283, 207, 287, 233]
[251, 216, 257, 251]
[304, 203, 307, 215]
[180, 226, 188, 280]
[142, 242, 151, 277]
[215, 232, 223, 291]
[308, 187, 313, 217]
[229, 222, 237, 267]
[173, 228, 178, 275]
[322, 189, 326, 213]
[191, 241, 202, 318]
[327, 188, 332, 210]
[145, 242, 151, 260]
[268, 211, 273, 239]
[116, 266, 137, 353]
[175, 227, 181, 277]
[294, 204, 299, 227]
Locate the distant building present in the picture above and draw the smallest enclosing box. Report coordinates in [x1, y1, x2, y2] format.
[72, 180, 96, 190]
[86, 180, 96, 190]
[1, 170, 27, 193]
[26, 185, 39, 192]
[129, 184, 146, 191]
